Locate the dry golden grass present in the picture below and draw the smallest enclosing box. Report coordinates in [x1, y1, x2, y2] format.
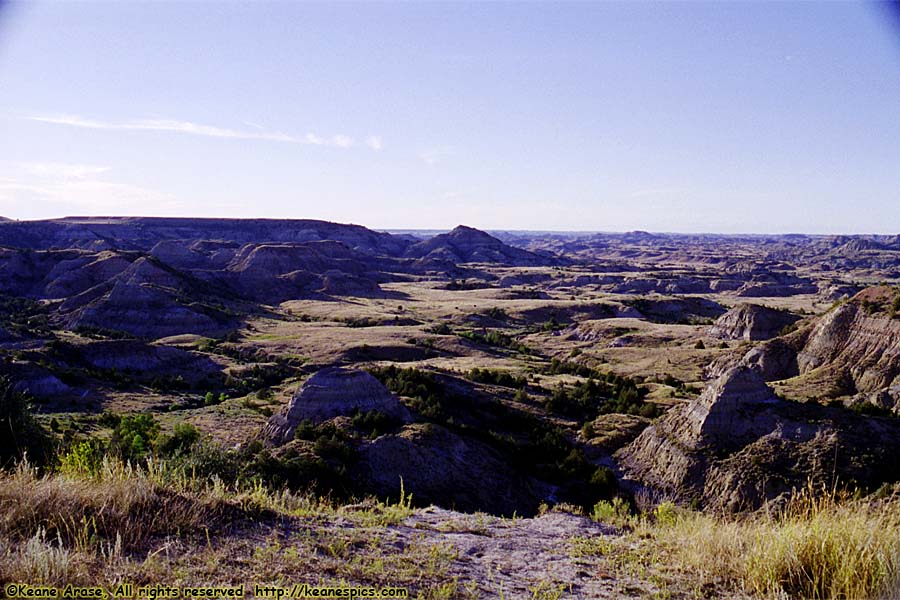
[0, 460, 467, 593]
[8, 456, 900, 599]
[610, 485, 900, 599]
[0, 461, 233, 553]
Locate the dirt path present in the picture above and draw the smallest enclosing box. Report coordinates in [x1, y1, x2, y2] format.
[393, 508, 660, 599]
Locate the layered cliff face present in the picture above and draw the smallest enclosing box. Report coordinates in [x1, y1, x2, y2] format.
[622, 290, 900, 510]
[78, 340, 225, 380]
[617, 366, 781, 508]
[59, 257, 238, 338]
[797, 292, 900, 395]
[708, 303, 800, 341]
[0, 248, 134, 298]
[263, 368, 411, 445]
[224, 241, 384, 301]
[724, 287, 900, 411]
[618, 365, 900, 511]
[619, 288, 900, 510]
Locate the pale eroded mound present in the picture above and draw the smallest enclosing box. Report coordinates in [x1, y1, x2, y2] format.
[264, 367, 410, 444]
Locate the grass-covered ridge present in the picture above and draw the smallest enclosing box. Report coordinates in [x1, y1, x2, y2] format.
[4, 456, 900, 599]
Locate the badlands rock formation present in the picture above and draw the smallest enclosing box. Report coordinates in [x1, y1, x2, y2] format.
[224, 241, 383, 302]
[405, 225, 554, 266]
[717, 288, 900, 411]
[0, 217, 412, 255]
[355, 422, 543, 516]
[619, 365, 900, 511]
[796, 289, 900, 394]
[708, 303, 800, 341]
[60, 257, 236, 338]
[264, 367, 410, 445]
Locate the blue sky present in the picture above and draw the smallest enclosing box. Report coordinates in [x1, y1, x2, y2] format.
[0, 1, 898, 233]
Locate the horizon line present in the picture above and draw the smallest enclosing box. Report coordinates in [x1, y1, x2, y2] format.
[0, 214, 897, 238]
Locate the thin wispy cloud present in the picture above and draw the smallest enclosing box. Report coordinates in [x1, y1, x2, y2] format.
[420, 146, 453, 166]
[628, 187, 684, 198]
[14, 161, 111, 179]
[331, 134, 354, 148]
[366, 136, 383, 151]
[0, 161, 181, 217]
[25, 114, 377, 150]
[0, 179, 179, 213]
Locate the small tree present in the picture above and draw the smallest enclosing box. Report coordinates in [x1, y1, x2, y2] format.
[0, 376, 52, 467]
[109, 414, 160, 463]
[155, 421, 200, 456]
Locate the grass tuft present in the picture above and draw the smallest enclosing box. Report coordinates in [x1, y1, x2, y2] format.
[651, 484, 900, 599]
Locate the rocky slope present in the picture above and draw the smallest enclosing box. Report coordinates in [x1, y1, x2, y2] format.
[708, 303, 800, 341]
[58, 257, 239, 338]
[0, 247, 135, 298]
[795, 288, 900, 397]
[715, 287, 900, 411]
[223, 241, 385, 302]
[2, 221, 562, 338]
[618, 366, 900, 511]
[621, 288, 900, 510]
[356, 422, 543, 516]
[0, 237, 396, 338]
[264, 368, 410, 444]
[263, 367, 542, 515]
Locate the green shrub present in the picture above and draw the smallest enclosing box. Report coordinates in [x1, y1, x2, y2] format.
[313, 436, 354, 463]
[653, 501, 679, 526]
[467, 368, 527, 389]
[591, 497, 630, 525]
[485, 306, 508, 320]
[589, 466, 617, 498]
[544, 376, 657, 421]
[350, 410, 402, 437]
[456, 329, 533, 354]
[541, 316, 563, 331]
[778, 322, 799, 336]
[155, 422, 201, 456]
[581, 421, 595, 439]
[59, 439, 104, 476]
[109, 414, 160, 463]
[97, 410, 121, 428]
[850, 402, 894, 418]
[369, 366, 447, 421]
[426, 322, 452, 335]
[294, 419, 320, 441]
[0, 376, 52, 467]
